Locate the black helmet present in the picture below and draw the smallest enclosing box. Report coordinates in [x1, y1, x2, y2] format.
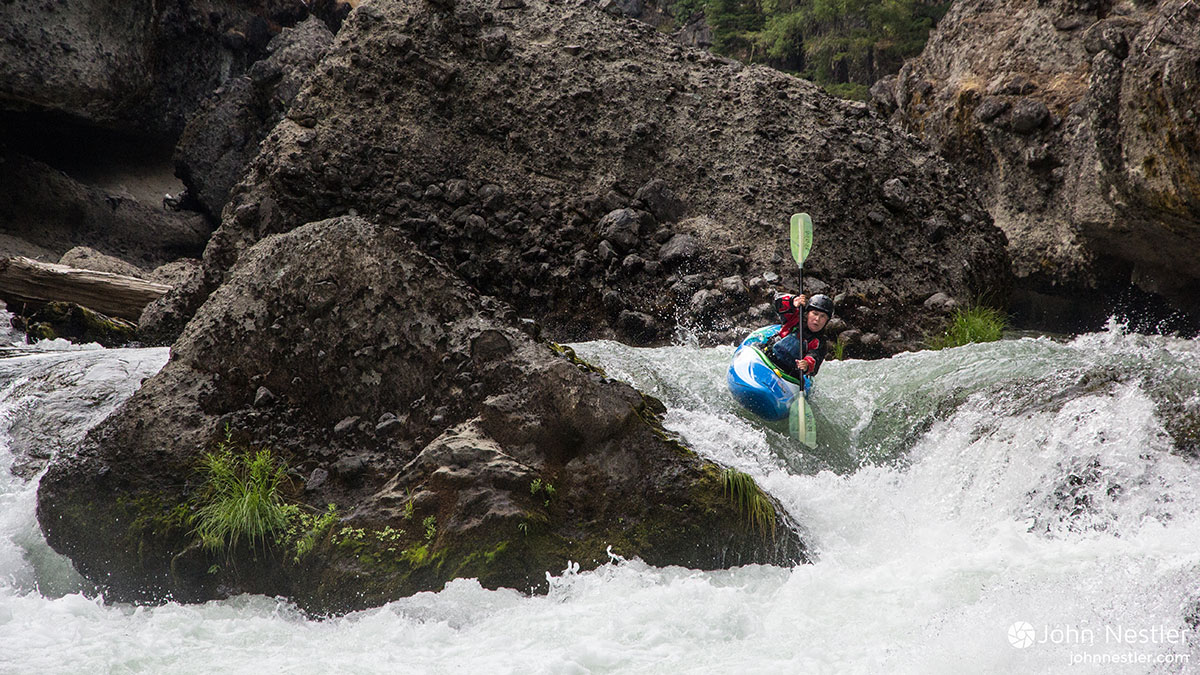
[805, 294, 834, 318]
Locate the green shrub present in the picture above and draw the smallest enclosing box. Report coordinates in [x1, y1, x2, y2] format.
[193, 429, 293, 553]
[926, 305, 1006, 350]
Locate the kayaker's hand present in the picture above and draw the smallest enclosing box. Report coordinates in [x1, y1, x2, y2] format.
[795, 359, 809, 373]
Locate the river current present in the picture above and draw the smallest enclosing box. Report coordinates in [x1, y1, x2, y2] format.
[2, 320, 1199, 673]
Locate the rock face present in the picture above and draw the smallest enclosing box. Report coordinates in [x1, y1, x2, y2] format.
[0, 153, 211, 269]
[874, 0, 1200, 328]
[175, 17, 335, 220]
[38, 216, 804, 614]
[144, 0, 1010, 356]
[0, 0, 312, 137]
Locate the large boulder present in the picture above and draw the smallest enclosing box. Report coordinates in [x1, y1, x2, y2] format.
[39, 216, 804, 615]
[143, 0, 1010, 356]
[876, 0, 1200, 329]
[175, 17, 335, 220]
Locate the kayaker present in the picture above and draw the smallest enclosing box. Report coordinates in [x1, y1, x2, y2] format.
[768, 293, 833, 380]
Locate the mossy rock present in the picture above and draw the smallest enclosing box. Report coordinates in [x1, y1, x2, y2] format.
[25, 302, 138, 347]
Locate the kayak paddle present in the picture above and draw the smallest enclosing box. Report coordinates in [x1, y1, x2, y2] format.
[788, 213, 817, 448]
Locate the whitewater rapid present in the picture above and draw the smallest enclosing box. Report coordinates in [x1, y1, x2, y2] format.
[2, 325, 1199, 673]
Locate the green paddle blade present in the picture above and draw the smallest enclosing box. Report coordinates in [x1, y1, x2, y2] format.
[788, 392, 817, 448]
[789, 213, 813, 266]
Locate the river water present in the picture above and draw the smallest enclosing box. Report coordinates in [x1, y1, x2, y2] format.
[2, 321, 1199, 673]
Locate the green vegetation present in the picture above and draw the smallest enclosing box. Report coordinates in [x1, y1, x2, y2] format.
[288, 503, 339, 562]
[192, 428, 342, 564]
[193, 429, 293, 553]
[683, 0, 950, 98]
[926, 305, 1006, 350]
[830, 335, 847, 360]
[722, 468, 777, 538]
[530, 478, 557, 507]
[423, 515, 438, 542]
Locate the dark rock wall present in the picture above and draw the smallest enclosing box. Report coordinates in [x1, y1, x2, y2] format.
[175, 17, 335, 220]
[0, 153, 210, 269]
[0, 0, 310, 137]
[875, 0, 1200, 328]
[147, 0, 1010, 355]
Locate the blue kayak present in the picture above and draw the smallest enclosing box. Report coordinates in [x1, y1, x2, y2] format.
[726, 324, 812, 421]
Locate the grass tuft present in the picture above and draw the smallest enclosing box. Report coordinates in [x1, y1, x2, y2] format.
[722, 468, 776, 539]
[926, 305, 1006, 350]
[193, 428, 293, 554]
[830, 335, 847, 361]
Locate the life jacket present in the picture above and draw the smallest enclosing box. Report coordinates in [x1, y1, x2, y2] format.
[768, 324, 827, 379]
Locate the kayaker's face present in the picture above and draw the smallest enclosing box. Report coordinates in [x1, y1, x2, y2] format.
[806, 310, 829, 332]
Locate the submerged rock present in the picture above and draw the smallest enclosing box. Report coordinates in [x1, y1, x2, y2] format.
[38, 216, 804, 614]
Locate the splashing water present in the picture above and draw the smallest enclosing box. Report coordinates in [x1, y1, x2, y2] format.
[3, 323, 1200, 673]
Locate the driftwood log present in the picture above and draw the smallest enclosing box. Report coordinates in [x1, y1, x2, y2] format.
[0, 257, 170, 322]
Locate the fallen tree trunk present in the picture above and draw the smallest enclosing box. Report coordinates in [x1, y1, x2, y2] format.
[0, 257, 171, 322]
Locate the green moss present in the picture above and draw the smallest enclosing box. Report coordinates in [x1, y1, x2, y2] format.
[449, 541, 511, 578]
[25, 302, 137, 347]
[117, 493, 194, 564]
[548, 342, 609, 378]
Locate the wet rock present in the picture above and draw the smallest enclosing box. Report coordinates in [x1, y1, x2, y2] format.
[973, 97, 1009, 124]
[882, 178, 913, 211]
[0, 153, 210, 269]
[306, 468, 329, 490]
[20, 302, 137, 348]
[176, 17, 334, 220]
[376, 414, 406, 437]
[838, 328, 863, 344]
[59, 247, 146, 279]
[616, 309, 660, 341]
[717, 275, 748, 302]
[444, 179, 471, 205]
[332, 455, 368, 477]
[886, 0, 1200, 324]
[690, 288, 726, 319]
[334, 416, 361, 436]
[138, 0, 1009, 351]
[0, 0, 313, 136]
[38, 216, 804, 615]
